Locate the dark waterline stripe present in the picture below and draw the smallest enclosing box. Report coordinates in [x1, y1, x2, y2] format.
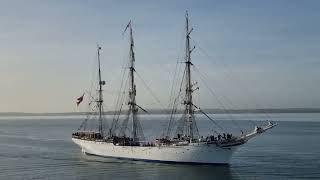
[84, 152, 230, 166]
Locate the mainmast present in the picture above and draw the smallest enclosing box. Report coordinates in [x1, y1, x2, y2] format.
[97, 45, 105, 136]
[184, 11, 196, 140]
[127, 22, 138, 141]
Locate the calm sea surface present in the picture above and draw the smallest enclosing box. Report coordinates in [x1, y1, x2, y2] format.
[0, 113, 319, 180]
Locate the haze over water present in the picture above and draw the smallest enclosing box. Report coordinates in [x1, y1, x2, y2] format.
[0, 113, 319, 179]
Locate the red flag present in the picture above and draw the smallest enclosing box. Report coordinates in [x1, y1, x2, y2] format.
[76, 94, 84, 106]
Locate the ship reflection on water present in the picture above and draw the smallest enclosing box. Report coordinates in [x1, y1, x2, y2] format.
[80, 154, 236, 180]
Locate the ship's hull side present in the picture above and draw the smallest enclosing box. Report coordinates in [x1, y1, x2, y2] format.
[72, 138, 237, 164]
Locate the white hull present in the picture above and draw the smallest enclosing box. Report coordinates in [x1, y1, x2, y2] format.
[72, 138, 238, 164]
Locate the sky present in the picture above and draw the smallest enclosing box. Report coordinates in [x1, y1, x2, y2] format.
[1, 0, 320, 113]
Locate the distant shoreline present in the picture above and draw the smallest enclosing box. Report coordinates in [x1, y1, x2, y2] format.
[1, 108, 320, 117]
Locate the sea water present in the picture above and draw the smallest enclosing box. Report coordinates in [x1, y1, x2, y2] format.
[0, 113, 319, 180]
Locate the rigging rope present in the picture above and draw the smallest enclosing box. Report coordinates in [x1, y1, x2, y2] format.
[192, 39, 272, 125]
[111, 75, 129, 135]
[162, 59, 181, 137]
[191, 104, 226, 133]
[111, 56, 130, 122]
[135, 71, 167, 110]
[166, 67, 187, 138]
[192, 65, 244, 133]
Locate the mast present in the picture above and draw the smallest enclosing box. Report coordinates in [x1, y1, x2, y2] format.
[97, 45, 105, 136]
[184, 11, 195, 140]
[127, 22, 138, 141]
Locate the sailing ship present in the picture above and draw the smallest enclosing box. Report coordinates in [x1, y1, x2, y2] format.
[72, 12, 277, 164]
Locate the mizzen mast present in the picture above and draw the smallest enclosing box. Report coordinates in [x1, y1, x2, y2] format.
[97, 45, 105, 136]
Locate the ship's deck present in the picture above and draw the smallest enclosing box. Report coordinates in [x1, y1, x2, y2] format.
[72, 132, 247, 148]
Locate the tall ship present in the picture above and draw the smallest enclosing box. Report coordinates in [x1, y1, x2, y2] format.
[72, 12, 276, 164]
